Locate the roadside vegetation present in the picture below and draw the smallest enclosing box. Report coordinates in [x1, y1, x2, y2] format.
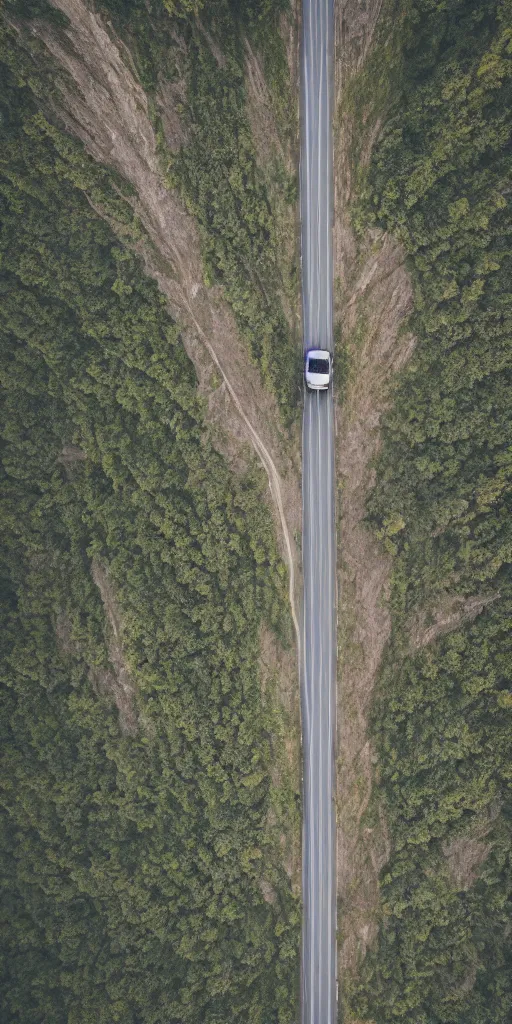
[0, 10, 301, 1022]
[99, 0, 301, 419]
[173, 15, 299, 418]
[343, 1, 512, 1021]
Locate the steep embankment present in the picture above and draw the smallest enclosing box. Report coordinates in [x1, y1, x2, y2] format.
[0, 2, 302, 1021]
[335, 1, 512, 1022]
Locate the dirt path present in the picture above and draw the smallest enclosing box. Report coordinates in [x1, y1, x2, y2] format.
[177, 289, 301, 655]
[26, 0, 302, 652]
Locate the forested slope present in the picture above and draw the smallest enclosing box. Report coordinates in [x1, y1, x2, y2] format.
[346, 1, 512, 1021]
[90, 0, 300, 416]
[0, 3, 300, 1022]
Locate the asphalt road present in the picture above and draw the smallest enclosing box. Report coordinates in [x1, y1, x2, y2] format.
[300, 0, 337, 1022]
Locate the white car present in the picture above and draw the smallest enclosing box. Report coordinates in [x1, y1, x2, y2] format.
[304, 348, 332, 391]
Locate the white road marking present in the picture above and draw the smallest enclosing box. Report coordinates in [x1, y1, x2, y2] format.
[300, 0, 336, 1022]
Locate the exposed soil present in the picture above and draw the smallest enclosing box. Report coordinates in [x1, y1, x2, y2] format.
[333, 0, 390, 303]
[410, 591, 501, 651]
[25, 0, 302, 653]
[333, 0, 415, 988]
[92, 559, 138, 736]
[54, 569, 137, 737]
[55, 609, 78, 657]
[443, 837, 492, 891]
[335, 230, 413, 980]
[244, 39, 286, 172]
[57, 443, 87, 475]
[442, 802, 501, 890]
[156, 77, 189, 153]
[335, 0, 384, 99]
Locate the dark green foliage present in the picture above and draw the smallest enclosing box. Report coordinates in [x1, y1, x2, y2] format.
[348, 1, 512, 1021]
[9, 0, 298, 416]
[367, 0, 512, 598]
[173, 10, 299, 419]
[0, 64, 299, 1024]
[3, 0, 69, 24]
[352, 608, 512, 1023]
[91, 0, 299, 416]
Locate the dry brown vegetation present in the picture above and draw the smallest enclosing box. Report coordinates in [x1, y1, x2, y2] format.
[443, 838, 492, 892]
[333, 0, 506, 988]
[442, 802, 501, 891]
[92, 559, 138, 736]
[54, 565, 138, 737]
[56, 443, 87, 470]
[336, 0, 385, 90]
[1, 10, 306, 1016]
[15, 1, 305, 815]
[333, 0, 415, 982]
[335, 229, 413, 977]
[26, 0, 302, 650]
[410, 591, 501, 651]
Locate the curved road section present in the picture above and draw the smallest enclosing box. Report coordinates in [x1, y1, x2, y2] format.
[300, 0, 337, 1022]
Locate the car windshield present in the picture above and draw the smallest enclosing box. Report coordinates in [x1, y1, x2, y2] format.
[308, 357, 329, 375]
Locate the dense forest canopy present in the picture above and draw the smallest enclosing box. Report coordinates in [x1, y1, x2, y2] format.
[4, 0, 299, 415]
[98, 0, 300, 417]
[0, 2, 300, 1021]
[349, 0, 512, 1021]
[6, 0, 512, 1021]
